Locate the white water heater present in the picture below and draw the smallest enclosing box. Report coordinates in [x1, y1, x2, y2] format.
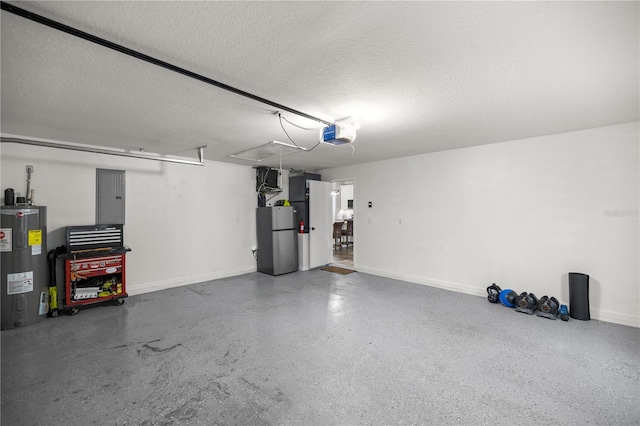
[1, 205, 48, 330]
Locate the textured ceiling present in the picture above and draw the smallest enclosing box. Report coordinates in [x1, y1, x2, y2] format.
[1, 1, 638, 170]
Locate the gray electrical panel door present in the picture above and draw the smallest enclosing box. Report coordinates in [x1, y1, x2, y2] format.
[96, 169, 125, 224]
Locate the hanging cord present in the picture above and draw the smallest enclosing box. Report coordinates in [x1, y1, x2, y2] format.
[279, 151, 283, 190]
[278, 112, 302, 149]
[277, 112, 324, 152]
[280, 114, 324, 131]
[265, 191, 282, 202]
[257, 168, 268, 193]
[306, 137, 323, 153]
[277, 111, 356, 155]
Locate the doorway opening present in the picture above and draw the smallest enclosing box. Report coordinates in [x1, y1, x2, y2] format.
[331, 179, 354, 269]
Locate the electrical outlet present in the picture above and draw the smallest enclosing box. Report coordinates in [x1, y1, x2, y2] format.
[26, 165, 34, 173]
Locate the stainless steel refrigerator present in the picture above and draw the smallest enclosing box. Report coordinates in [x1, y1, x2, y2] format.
[256, 206, 298, 275]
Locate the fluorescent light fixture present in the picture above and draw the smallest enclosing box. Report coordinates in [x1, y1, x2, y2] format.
[230, 140, 306, 162]
[1, 134, 206, 166]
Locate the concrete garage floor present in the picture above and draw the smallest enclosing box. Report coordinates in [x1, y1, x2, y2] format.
[2, 270, 639, 425]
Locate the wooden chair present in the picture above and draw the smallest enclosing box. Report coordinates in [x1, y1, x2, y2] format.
[343, 220, 353, 249]
[333, 222, 344, 250]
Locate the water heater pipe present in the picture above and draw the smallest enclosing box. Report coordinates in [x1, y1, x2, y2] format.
[26, 165, 33, 204]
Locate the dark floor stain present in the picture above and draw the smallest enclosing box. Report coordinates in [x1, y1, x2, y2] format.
[162, 392, 204, 423]
[138, 343, 182, 354]
[184, 286, 209, 297]
[273, 389, 288, 404]
[239, 377, 261, 392]
[110, 344, 128, 349]
[214, 381, 231, 396]
[237, 377, 290, 408]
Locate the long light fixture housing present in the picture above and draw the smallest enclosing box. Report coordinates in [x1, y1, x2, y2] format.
[230, 140, 306, 162]
[1, 135, 206, 166]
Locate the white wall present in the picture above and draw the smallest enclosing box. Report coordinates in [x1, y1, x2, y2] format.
[340, 184, 354, 210]
[0, 143, 259, 295]
[322, 122, 639, 327]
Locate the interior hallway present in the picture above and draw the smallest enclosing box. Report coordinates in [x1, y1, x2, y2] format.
[332, 246, 353, 269]
[3, 270, 638, 425]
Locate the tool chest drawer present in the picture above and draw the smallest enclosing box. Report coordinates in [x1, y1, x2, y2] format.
[68, 254, 124, 277]
[64, 253, 127, 306]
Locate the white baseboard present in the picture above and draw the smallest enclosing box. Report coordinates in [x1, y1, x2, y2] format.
[590, 308, 640, 328]
[356, 266, 639, 328]
[356, 265, 486, 297]
[126, 265, 257, 296]
[123, 264, 639, 328]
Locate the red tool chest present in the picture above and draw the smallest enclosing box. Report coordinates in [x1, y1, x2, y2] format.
[64, 253, 127, 307]
[63, 225, 130, 313]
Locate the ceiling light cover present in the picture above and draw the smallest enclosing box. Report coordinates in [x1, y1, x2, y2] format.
[230, 140, 306, 162]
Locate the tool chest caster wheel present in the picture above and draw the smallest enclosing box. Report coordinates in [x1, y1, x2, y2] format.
[69, 307, 80, 316]
[115, 299, 125, 306]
